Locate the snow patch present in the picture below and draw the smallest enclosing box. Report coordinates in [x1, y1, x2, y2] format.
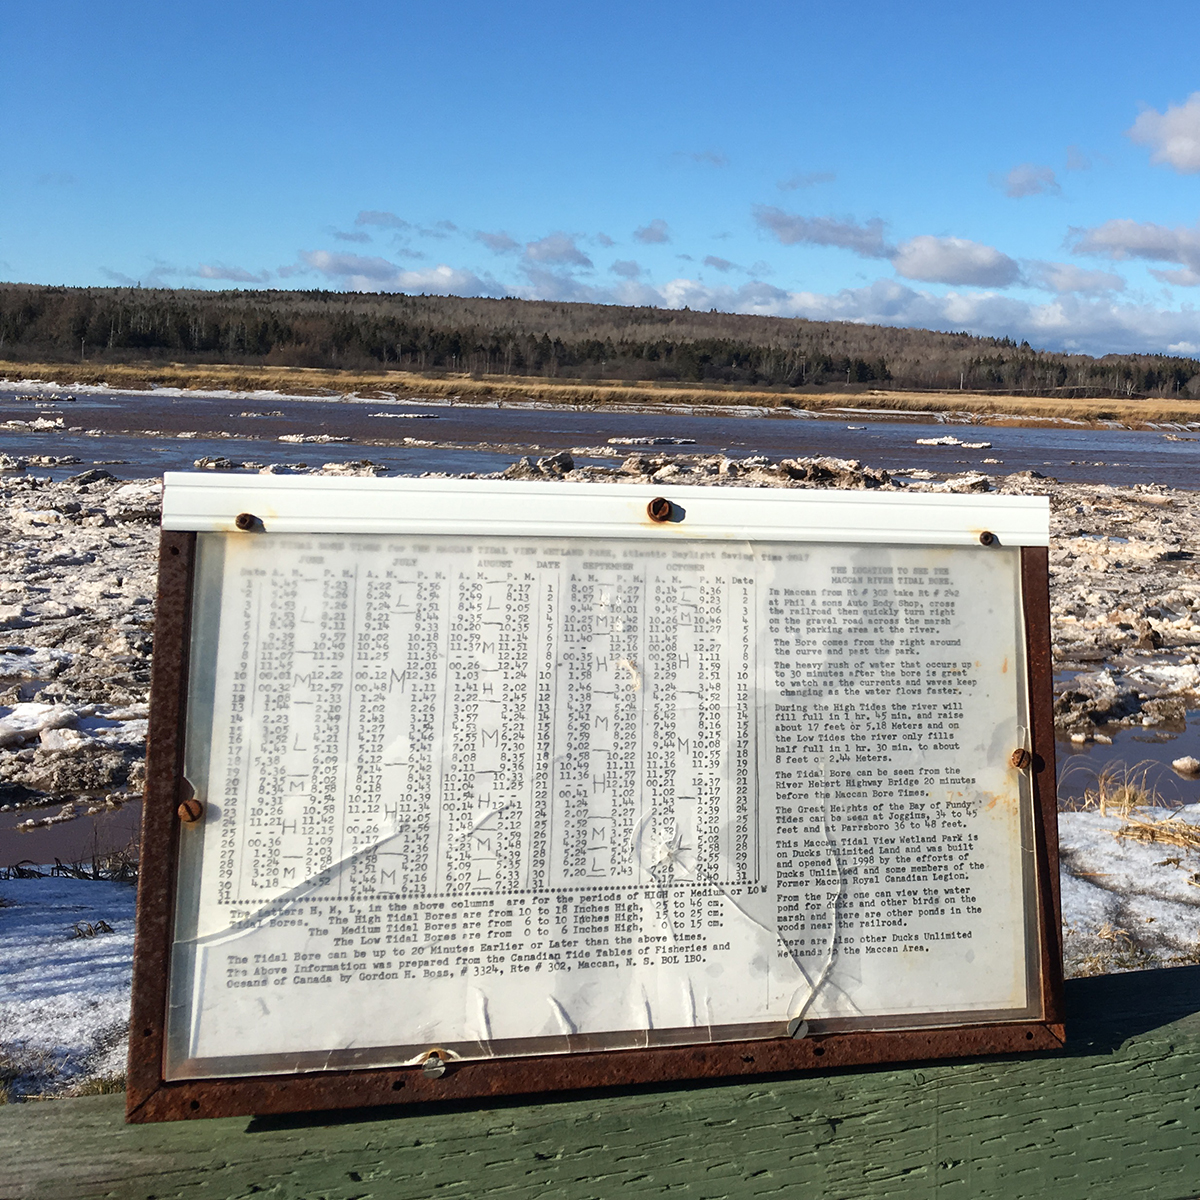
[0, 876, 135, 1096]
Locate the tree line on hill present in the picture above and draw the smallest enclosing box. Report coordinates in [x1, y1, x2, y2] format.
[1, 282, 1198, 398]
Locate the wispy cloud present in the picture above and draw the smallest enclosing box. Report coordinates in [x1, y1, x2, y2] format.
[98, 260, 182, 287]
[754, 206, 892, 258]
[517, 266, 607, 303]
[524, 232, 592, 268]
[355, 210, 411, 230]
[777, 171, 836, 191]
[680, 150, 728, 168]
[1026, 261, 1125, 295]
[475, 230, 521, 254]
[1070, 218, 1200, 285]
[703, 255, 737, 273]
[633, 219, 671, 245]
[1128, 92, 1200, 174]
[1066, 145, 1091, 172]
[594, 232, 615, 248]
[197, 263, 272, 283]
[35, 171, 77, 187]
[611, 260, 642, 278]
[333, 230, 372, 244]
[991, 163, 1061, 198]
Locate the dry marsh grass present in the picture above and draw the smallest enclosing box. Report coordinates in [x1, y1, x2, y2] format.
[6, 359, 1200, 427]
[65, 1074, 125, 1097]
[1077, 760, 1200, 855]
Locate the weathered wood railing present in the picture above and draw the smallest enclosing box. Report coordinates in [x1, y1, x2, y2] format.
[1, 965, 1197, 1200]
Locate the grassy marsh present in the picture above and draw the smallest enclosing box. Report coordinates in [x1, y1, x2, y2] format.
[6, 359, 1200, 427]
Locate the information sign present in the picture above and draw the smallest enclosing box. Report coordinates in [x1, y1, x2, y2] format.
[128, 475, 1063, 1122]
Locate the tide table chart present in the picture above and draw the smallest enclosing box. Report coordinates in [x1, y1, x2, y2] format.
[128, 475, 1064, 1122]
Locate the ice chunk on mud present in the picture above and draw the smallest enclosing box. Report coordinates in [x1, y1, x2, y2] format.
[500, 450, 895, 489]
[0, 703, 78, 749]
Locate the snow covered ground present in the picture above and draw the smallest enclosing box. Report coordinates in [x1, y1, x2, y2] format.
[0, 876, 134, 1099]
[1060, 804, 1200, 975]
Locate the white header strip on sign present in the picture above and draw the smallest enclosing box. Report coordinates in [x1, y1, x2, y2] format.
[161, 472, 1049, 546]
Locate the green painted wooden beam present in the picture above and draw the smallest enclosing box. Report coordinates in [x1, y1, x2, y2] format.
[2, 966, 1198, 1200]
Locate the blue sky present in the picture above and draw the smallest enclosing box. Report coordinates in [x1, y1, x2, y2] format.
[4, 0, 1200, 356]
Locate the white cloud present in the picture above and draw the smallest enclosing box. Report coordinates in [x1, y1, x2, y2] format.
[991, 163, 1061, 198]
[777, 171, 836, 191]
[1070, 218, 1200, 282]
[753, 206, 892, 258]
[611, 260, 642, 278]
[300, 250, 505, 296]
[892, 236, 1021, 287]
[633, 219, 671, 245]
[1128, 92, 1200, 173]
[1026, 261, 1125, 295]
[475, 230, 520, 254]
[1153, 267, 1200, 287]
[301, 251, 400, 282]
[524, 232, 592, 268]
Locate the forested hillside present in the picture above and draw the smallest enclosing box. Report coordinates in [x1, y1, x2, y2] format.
[2, 282, 1198, 399]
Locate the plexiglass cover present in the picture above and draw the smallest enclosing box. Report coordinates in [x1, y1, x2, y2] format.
[165, 531, 1040, 1080]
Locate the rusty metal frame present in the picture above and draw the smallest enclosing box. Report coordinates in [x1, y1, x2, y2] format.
[127, 537, 1064, 1124]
